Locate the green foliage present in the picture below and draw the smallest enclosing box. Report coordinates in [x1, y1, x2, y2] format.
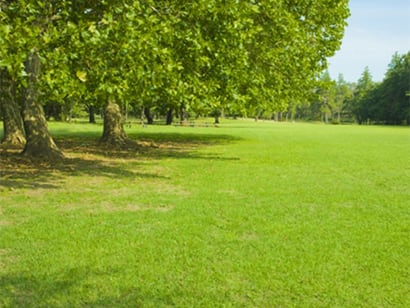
[334, 73, 352, 122]
[295, 50, 410, 125]
[1, 121, 409, 306]
[349, 52, 410, 125]
[316, 70, 336, 122]
[295, 72, 352, 123]
[374, 52, 410, 124]
[350, 67, 375, 124]
[0, 0, 350, 118]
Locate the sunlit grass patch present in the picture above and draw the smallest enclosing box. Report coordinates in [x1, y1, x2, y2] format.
[1, 121, 409, 306]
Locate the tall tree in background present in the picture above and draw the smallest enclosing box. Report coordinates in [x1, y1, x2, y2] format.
[348, 52, 409, 125]
[375, 52, 410, 124]
[316, 71, 336, 123]
[334, 73, 351, 123]
[351, 67, 375, 124]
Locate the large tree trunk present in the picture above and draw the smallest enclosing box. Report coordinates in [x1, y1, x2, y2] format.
[21, 51, 63, 160]
[0, 69, 26, 145]
[101, 101, 127, 145]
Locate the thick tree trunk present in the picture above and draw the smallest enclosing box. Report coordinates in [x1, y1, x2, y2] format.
[22, 51, 63, 160]
[1, 99, 26, 145]
[100, 101, 127, 145]
[0, 70, 26, 145]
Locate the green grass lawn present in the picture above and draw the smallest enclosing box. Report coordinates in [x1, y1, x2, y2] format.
[1, 120, 409, 306]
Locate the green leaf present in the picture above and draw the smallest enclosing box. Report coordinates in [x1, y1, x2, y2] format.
[76, 71, 87, 82]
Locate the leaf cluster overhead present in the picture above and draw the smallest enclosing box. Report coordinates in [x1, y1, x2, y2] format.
[0, 0, 350, 113]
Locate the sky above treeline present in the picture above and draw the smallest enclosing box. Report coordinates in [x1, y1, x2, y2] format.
[327, 0, 410, 83]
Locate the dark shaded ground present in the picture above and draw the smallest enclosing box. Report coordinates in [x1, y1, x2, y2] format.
[0, 132, 240, 190]
[0, 265, 179, 307]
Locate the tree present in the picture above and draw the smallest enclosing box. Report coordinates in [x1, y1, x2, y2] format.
[316, 71, 336, 123]
[0, 1, 65, 159]
[1, 0, 350, 158]
[22, 50, 63, 159]
[348, 52, 409, 125]
[351, 67, 375, 124]
[334, 74, 352, 123]
[376, 52, 410, 124]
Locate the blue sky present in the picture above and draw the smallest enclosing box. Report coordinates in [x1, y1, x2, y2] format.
[327, 0, 410, 83]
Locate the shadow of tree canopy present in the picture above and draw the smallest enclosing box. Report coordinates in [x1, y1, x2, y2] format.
[0, 266, 123, 306]
[0, 132, 240, 190]
[0, 265, 195, 306]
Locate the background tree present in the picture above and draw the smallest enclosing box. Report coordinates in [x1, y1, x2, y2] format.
[347, 52, 409, 125]
[351, 67, 375, 124]
[375, 52, 410, 124]
[334, 73, 352, 123]
[316, 71, 336, 123]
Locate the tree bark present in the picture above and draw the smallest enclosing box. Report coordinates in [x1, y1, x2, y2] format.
[21, 51, 63, 160]
[166, 108, 174, 125]
[0, 70, 26, 145]
[88, 105, 96, 123]
[144, 106, 154, 124]
[100, 101, 127, 145]
[179, 103, 187, 124]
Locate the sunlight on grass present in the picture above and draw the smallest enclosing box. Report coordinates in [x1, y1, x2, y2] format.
[1, 121, 409, 306]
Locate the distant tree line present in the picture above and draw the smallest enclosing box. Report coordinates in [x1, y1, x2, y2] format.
[32, 51, 410, 127]
[294, 51, 410, 125]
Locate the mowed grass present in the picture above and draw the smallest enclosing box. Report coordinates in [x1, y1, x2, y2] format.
[0, 120, 409, 306]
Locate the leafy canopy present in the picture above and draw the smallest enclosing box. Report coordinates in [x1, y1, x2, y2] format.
[0, 0, 350, 114]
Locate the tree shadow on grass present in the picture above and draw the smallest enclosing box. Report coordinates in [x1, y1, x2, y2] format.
[54, 131, 241, 159]
[0, 155, 139, 191]
[0, 132, 240, 190]
[57, 131, 241, 161]
[0, 266, 122, 307]
[0, 265, 180, 307]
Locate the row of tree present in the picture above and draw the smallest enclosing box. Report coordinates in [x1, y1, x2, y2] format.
[0, 1, 350, 160]
[295, 51, 410, 125]
[352, 52, 410, 125]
